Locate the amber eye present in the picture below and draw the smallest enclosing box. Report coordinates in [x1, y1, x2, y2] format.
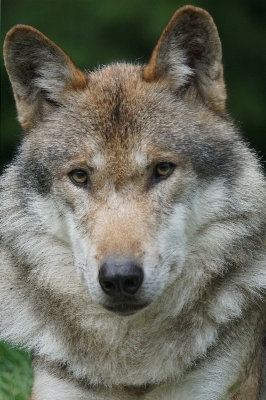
[154, 162, 175, 179]
[69, 169, 88, 185]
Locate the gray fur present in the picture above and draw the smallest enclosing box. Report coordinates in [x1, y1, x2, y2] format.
[1, 6, 266, 400]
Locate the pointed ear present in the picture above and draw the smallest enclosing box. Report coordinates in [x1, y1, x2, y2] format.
[143, 6, 226, 112]
[4, 25, 88, 130]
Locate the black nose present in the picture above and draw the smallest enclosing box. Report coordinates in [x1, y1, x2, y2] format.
[98, 258, 144, 297]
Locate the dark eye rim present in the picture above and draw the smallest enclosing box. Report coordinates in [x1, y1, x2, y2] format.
[152, 162, 175, 182]
[69, 169, 89, 187]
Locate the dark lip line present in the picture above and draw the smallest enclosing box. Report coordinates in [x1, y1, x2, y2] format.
[103, 303, 149, 315]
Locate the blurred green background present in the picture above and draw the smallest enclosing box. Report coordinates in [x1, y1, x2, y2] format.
[1, 0, 266, 398]
[0, 342, 33, 400]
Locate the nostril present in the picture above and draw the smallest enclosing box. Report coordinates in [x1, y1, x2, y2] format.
[102, 281, 117, 291]
[126, 279, 137, 286]
[124, 278, 139, 291]
[122, 273, 143, 295]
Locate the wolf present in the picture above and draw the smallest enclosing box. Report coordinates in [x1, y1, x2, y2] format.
[1, 5, 266, 399]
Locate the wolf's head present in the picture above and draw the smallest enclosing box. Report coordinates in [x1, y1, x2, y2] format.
[3, 6, 264, 320]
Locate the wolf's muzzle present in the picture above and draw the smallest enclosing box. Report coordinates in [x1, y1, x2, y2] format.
[98, 257, 144, 297]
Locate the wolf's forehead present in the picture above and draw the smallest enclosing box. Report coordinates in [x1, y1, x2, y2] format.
[44, 63, 227, 172]
[89, 146, 149, 170]
[85, 64, 171, 133]
[88, 64, 143, 111]
[81, 65, 186, 148]
[71, 65, 159, 151]
[88, 63, 143, 97]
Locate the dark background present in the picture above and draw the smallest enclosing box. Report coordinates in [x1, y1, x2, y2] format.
[1, 0, 266, 173]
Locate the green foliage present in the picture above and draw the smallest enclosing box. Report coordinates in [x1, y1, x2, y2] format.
[0, 342, 33, 400]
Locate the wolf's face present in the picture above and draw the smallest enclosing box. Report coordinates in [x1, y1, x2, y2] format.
[14, 65, 236, 316]
[23, 65, 202, 315]
[4, 8, 237, 317]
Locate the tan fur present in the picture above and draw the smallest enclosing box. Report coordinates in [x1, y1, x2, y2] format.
[229, 349, 263, 399]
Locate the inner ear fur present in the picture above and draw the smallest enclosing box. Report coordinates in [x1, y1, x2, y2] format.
[4, 25, 88, 130]
[143, 5, 226, 113]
